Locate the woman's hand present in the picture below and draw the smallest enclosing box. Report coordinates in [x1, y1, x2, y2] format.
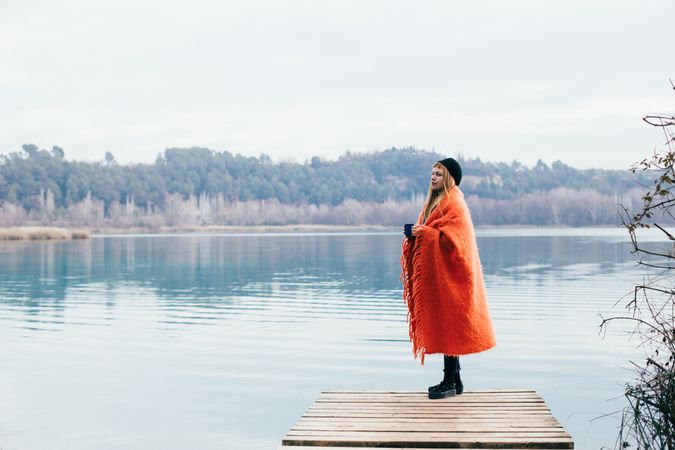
[411, 224, 431, 236]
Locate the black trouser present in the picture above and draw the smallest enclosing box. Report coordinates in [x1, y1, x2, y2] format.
[443, 355, 460, 383]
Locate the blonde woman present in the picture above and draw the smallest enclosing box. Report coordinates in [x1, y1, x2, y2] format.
[401, 158, 496, 399]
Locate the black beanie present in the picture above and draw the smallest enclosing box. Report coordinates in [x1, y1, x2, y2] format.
[438, 158, 462, 186]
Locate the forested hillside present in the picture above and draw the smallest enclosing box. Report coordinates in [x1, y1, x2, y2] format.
[0, 144, 647, 227]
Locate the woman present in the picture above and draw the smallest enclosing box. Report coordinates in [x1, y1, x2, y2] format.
[400, 158, 496, 399]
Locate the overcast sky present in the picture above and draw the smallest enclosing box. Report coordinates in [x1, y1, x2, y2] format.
[1, 0, 674, 170]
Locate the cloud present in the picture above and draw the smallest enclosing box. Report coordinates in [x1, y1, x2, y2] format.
[1, 0, 674, 169]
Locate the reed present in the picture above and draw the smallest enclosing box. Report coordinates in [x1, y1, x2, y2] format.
[25, 227, 69, 240]
[70, 229, 91, 239]
[0, 228, 27, 240]
[0, 227, 91, 240]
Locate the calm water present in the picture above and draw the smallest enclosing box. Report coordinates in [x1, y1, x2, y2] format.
[0, 228, 661, 449]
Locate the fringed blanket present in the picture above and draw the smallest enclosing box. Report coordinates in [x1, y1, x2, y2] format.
[400, 187, 496, 364]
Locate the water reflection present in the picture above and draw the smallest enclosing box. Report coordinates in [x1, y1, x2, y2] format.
[0, 229, 656, 450]
[0, 232, 641, 309]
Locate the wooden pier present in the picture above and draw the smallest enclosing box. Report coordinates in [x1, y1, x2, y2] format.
[280, 389, 573, 449]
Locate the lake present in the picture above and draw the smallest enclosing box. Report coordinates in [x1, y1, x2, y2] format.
[0, 228, 659, 449]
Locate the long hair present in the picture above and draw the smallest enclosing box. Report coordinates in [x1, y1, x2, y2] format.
[422, 162, 456, 222]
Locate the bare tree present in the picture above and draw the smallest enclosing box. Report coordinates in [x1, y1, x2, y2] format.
[0, 200, 28, 226]
[602, 81, 675, 450]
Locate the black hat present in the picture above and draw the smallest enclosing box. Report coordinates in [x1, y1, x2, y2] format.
[438, 158, 462, 186]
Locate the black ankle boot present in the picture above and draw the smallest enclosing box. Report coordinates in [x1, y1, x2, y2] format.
[428, 355, 458, 399]
[428, 380, 455, 399]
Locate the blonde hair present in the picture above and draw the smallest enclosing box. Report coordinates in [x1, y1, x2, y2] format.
[422, 162, 456, 222]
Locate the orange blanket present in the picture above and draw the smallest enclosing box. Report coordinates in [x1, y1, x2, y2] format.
[400, 187, 496, 364]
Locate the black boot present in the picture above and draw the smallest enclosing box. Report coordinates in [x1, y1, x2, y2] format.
[454, 358, 463, 395]
[428, 355, 458, 399]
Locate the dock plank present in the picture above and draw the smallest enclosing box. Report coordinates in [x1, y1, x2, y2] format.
[280, 447, 572, 450]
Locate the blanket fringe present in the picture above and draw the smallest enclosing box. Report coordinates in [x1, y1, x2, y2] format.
[400, 235, 427, 365]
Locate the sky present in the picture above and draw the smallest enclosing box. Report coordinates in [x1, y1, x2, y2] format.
[1, 0, 674, 170]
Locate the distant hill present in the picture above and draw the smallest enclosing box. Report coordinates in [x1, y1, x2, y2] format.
[0, 144, 648, 214]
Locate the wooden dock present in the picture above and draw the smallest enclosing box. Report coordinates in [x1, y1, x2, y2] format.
[280, 389, 573, 449]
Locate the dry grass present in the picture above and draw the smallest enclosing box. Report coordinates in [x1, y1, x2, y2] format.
[0, 227, 91, 241]
[70, 229, 91, 239]
[0, 228, 27, 240]
[26, 227, 69, 240]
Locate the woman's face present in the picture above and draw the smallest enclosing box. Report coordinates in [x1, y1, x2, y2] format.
[430, 165, 445, 192]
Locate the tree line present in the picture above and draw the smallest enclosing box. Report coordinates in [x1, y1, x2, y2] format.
[0, 144, 649, 227]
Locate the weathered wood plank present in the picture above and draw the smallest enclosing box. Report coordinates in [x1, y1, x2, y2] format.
[285, 431, 571, 439]
[308, 405, 552, 410]
[319, 389, 539, 394]
[302, 414, 558, 419]
[308, 407, 551, 412]
[296, 418, 562, 426]
[291, 426, 566, 433]
[318, 392, 536, 395]
[310, 401, 551, 407]
[282, 436, 574, 449]
[303, 411, 551, 420]
[292, 421, 564, 430]
[294, 424, 564, 430]
[279, 447, 573, 450]
[315, 395, 542, 400]
[316, 400, 546, 405]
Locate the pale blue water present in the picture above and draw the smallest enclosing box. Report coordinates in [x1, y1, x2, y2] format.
[0, 228, 659, 449]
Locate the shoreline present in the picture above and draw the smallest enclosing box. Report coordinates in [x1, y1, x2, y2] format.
[0, 223, 628, 240]
[90, 224, 395, 235]
[0, 224, 394, 239]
